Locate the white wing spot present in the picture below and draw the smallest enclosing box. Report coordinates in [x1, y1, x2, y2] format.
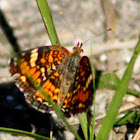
[52, 64, 56, 70]
[86, 74, 92, 88]
[21, 52, 25, 56]
[20, 76, 26, 82]
[13, 57, 17, 61]
[12, 73, 21, 78]
[37, 97, 43, 102]
[30, 49, 38, 67]
[43, 102, 49, 106]
[31, 48, 38, 53]
[41, 67, 45, 73]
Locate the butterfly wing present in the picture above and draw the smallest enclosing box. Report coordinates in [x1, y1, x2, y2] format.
[9, 45, 70, 112]
[61, 56, 94, 116]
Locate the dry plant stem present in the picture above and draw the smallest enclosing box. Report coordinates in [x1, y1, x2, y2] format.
[132, 127, 140, 140]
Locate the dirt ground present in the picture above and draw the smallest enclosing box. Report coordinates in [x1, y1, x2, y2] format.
[0, 0, 140, 140]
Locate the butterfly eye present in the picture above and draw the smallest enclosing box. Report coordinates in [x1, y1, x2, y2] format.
[73, 47, 76, 50]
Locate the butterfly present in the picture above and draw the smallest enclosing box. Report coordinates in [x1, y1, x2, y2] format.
[9, 42, 94, 117]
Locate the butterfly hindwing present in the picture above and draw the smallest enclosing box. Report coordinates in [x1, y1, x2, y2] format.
[62, 56, 94, 116]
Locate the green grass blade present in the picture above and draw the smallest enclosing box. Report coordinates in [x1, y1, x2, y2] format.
[115, 111, 140, 125]
[96, 39, 140, 140]
[36, 0, 60, 45]
[89, 53, 96, 140]
[89, 124, 95, 140]
[78, 113, 88, 140]
[0, 127, 50, 140]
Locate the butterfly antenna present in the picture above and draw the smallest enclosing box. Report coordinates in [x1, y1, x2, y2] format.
[80, 42, 83, 48]
[60, 12, 77, 44]
[82, 28, 113, 44]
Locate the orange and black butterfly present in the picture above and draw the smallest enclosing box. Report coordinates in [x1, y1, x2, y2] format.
[9, 43, 94, 117]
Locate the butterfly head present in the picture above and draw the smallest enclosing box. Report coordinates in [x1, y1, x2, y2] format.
[73, 42, 83, 55]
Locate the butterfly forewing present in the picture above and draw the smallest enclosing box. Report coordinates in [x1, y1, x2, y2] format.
[9, 46, 70, 112]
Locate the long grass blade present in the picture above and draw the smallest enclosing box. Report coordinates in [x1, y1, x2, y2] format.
[36, 0, 60, 45]
[0, 127, 50, 140]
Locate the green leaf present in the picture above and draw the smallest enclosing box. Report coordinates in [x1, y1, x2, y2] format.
[97, 72, 140, 98]
[115, 111, 140, 125]
[97, 72, 120, 89]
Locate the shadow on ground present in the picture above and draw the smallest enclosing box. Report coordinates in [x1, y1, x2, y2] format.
[0, 82, 65, 139]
